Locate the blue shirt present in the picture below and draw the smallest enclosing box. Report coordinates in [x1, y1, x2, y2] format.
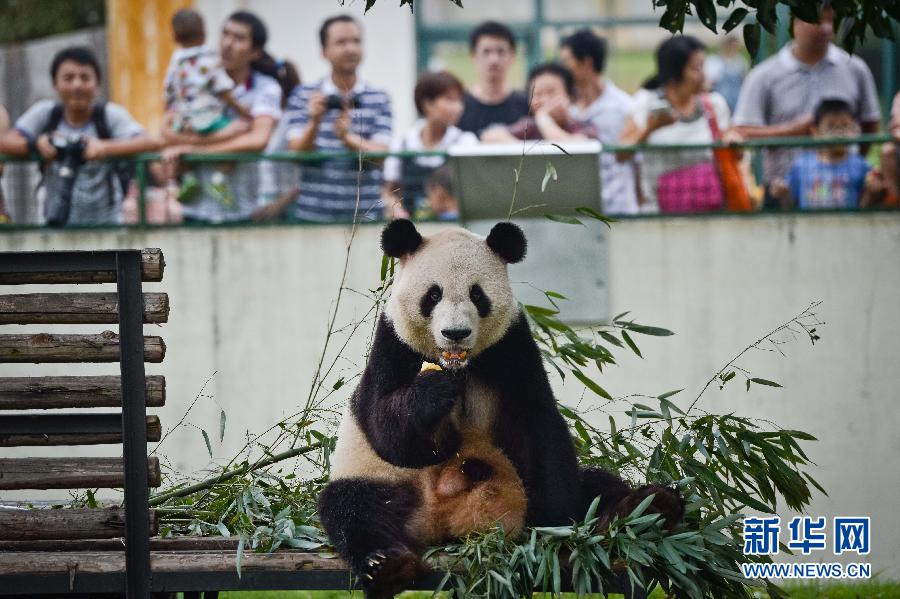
[286, 77, 392, 223]
[786, 151, 870, 210]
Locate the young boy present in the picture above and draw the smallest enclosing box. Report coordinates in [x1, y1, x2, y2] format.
[771, 99, 878, 210]
[423, 165, 460, 221]
[164, 8, 251, 136]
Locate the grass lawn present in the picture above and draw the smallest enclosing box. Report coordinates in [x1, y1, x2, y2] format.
[211, 581, 900, 598]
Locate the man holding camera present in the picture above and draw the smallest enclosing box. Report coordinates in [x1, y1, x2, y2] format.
[0, 47, 158, 226]
[287, 14, 392, 223]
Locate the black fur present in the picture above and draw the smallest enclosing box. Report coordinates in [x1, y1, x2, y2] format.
[470, 283, 492, 317]
[381, 219, 423, 258]
[318, 478, 424, 598]
[419, 285, 441, 317]
[467, 312, 583, 524]
[351, 317, 463, 468]
[321, 311, 683, 596]
[460, 458, 495, 483]
[486, 222, 527, 264]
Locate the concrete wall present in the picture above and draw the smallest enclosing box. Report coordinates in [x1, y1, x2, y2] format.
[0, 212, 898, 575]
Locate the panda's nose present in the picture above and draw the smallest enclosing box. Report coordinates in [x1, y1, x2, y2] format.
[441, 328, 471, 342]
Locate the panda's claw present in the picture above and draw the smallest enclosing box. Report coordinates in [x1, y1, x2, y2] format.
[360, 548, 424, 598]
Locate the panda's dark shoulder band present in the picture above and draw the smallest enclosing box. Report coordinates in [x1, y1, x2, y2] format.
[369, 314, 425, 369]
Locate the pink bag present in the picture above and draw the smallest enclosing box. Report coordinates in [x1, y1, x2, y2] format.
[656, 161, 723, 213]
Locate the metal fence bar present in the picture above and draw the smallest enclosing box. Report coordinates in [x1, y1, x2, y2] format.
[117, 250, 151, 599]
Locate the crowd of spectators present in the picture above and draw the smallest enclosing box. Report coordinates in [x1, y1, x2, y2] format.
[0, 5, 897, 227]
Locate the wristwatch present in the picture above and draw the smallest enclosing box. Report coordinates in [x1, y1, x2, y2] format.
[26, 135, 39, 157]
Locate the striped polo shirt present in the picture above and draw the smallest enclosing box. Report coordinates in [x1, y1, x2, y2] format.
[286, 77, 392, 223]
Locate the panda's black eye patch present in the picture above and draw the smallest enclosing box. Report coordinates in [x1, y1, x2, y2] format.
[420, 284, 442, 317]
[470, 284, 491, 317]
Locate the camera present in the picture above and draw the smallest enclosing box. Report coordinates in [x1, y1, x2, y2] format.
[46, 132, 86, 228]
[325, 93, 359, 111]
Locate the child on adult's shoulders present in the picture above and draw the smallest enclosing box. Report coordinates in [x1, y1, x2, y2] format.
[481, 63, 597, 143]
[770, 98, 881, 210]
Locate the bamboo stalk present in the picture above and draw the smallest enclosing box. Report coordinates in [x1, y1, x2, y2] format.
[149, 442, 322, 506]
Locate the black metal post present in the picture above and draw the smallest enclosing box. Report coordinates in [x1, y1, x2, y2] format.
[117, 251, 151, 599]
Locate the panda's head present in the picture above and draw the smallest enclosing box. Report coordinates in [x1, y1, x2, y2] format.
[382, 219, 527, 370]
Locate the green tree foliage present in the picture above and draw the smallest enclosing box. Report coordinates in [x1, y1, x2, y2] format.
[367, 0, 897, 55]
[0, 0, 105, 44]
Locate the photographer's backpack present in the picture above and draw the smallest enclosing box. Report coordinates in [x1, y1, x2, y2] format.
[41, 102, 135, 201]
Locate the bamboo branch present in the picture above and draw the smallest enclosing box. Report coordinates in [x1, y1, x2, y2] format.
[149, 442, 321, 507]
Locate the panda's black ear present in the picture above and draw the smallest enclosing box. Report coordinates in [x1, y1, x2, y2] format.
[486, 222, 527, 264]
[381, 219, 423, 258]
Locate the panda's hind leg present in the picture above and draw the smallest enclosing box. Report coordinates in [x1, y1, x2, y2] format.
[318, 477, 425, 599]
[580, 467, 684, 531]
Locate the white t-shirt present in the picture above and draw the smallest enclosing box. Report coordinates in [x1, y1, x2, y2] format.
[180, 71, 283, 223]
[570, 79, 639, 215]
[383, 120, 478, 182]
[629, 91, 730, 211]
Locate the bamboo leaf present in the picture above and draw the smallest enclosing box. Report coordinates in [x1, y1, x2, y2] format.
[541, 161, 558, 192]
[622, 330, 642, 358]
[219, 410, 227, 443]
[750, 377, 783, 388]
[572, 369, 612, 399]
[545, 214, 583, 225]
[201, 429, 212, 458]
[235, 534, 245, 578]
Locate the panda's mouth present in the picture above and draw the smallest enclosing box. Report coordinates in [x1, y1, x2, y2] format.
[439, 349, 469, 370]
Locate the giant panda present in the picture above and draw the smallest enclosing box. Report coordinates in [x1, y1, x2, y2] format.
[318, 219, 684, 599]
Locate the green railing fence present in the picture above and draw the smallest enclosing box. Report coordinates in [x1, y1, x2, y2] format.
[0, 134, 896, 229]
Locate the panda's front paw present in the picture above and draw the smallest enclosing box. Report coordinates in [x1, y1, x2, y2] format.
[360, 548, 424, 599]
[412, 370, 464, 430]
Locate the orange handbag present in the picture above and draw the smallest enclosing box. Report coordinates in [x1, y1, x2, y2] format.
[700, 94, 753, 212]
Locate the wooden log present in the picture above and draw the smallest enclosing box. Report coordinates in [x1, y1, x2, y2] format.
[0, 248, 164, 284]
[0, 332, 165, 363]
[0, 549, 347, 575]
[0, 536, 242, 552]
[0, 537, 244, 552]
[0, 375, 166, 410]
[0, 292, 169, 324]
[0, 415, 161, 446]
[0, 457, 161, 489]
[0, 507, 158, 540]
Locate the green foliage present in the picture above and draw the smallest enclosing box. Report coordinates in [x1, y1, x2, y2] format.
[156, 469, 327, 564]
[0, 0, 105, 44]
[363, 0, 897, 55]
[655, 0, 899, 55]
[429, 498, 788, 599]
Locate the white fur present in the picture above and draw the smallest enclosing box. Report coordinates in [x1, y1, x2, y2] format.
[330, 377, 499, 482]
[385, 227, 518, 362]
[332, 226, 514, 487]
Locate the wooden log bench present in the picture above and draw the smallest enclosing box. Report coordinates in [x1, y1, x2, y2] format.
[0, 248, 643, 598]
